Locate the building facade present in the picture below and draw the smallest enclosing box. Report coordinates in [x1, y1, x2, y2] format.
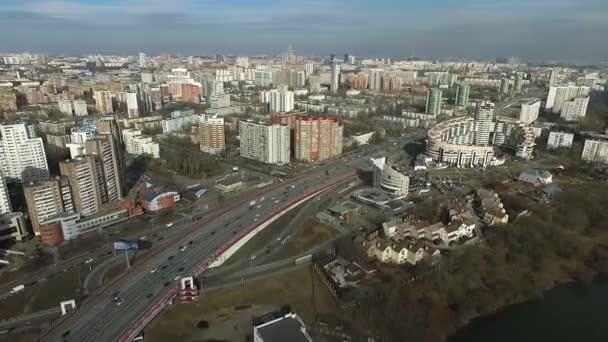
[198, 114, 225, 155]
[0, 123, 49, 183]
[330, 63, 341, 93]
[425, 88, 443, 115]
[94, 90, 114, 113]
[547, 131, 574, 150]
[372, 157, 410, 196]
[560, 96, 589, 121]
[519, 100, 541, 124]
[581, 139, 608, 163]
[239, 121, 290, 165]
[294, 115, 343, 162]
[455, 83, 470, 107]
[60, 156, 103, 217]
[23, 179, 72, 235]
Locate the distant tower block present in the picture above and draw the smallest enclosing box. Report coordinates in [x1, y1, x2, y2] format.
[179, 276, 199, 303]
[60, 299, 77, 315]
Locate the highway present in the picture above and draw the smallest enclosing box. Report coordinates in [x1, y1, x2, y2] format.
[39, 139, 400, 342]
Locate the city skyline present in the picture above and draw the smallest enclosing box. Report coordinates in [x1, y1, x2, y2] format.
[0, 0, 607, 63]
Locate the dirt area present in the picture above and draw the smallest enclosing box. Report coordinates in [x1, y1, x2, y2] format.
[146, 266, 343, 342]
[270, 223, 338, 261]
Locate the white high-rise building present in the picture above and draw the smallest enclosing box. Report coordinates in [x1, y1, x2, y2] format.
[235, 56, 249, 69]
[519, 100, 541, 124]
[330, 63, 341, 93]
[560, 96, 589, 122]
[126, 92, 140, 118]
[239, 121, 290, 165]
[0, 174, 11, 214]
[369, 69, 384, 91]
[138, 52, 147, 68]
[305, 63, 314, 77]
[122, 129, 160, 158]
[581, 139, 608, 163]
[545, 85, 589, 113]
[548, 68, 559, 87]
[0, 123, 49, 183]
[94, 90, 114, 114]
[58, 99, 73, 115]
[73, 100, 88, 116]
[260, 89, 294, 113]
[547, 131, 574, 150]
[474, 101, 495, 146]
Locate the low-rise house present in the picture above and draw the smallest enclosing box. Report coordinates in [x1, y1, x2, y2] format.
[445, 218, 476, 242]
[370, 240, 437, 266]
[477, 189, 509, 225]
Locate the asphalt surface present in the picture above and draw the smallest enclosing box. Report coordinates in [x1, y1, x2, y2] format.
[39, 136, 415, 342]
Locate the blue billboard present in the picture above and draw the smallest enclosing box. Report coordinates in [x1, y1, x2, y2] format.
[113, 240, 140, 251]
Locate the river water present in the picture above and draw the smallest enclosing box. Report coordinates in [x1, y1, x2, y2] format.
[450, 281, 608, 342]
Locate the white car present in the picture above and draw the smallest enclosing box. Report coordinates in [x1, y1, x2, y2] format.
[179, 246, 187, 252]
[165, 222, 174, 228]
[174, 275, 181, 281]
[150, 267, 158, 274]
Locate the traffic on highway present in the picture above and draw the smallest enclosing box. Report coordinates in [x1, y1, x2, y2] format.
[40, 136, 415, 342]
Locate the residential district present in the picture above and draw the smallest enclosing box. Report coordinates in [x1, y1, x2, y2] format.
[0, 50, 607, 342]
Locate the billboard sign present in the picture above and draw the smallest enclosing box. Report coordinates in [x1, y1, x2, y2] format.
[113, 240, 140, 251]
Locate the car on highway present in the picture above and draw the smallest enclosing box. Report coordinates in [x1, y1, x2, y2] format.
[174, 275, 181, 281]
[150, 267, 158, 274]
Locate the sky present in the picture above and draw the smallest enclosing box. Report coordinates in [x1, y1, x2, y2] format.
[0, 0, 607, 62]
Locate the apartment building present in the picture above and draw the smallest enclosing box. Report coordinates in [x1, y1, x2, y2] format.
[59, 156, 103, 217]
[547, 131, 574, 150]
[294, 115, 343, 162]
[0, 123, 49, 183]
[198, 114, 225, 155]
[581, 138, 608, 163]
[23, 178, 73, 235]
[239, 121, 290, 165]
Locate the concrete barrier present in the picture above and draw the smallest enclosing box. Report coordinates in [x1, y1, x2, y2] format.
[118, 172, 356, 342]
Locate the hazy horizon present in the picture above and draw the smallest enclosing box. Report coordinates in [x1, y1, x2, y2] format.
[1, 0, 607, 63]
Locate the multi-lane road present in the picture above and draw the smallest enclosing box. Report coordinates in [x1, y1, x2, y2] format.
[40, 137, 412, 342]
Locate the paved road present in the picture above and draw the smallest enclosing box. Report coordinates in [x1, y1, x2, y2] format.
[39, 135, 417, 342]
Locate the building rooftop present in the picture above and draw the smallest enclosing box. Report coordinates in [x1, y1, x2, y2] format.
[255, 313, 310, 342]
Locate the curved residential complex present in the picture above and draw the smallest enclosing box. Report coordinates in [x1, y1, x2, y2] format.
[372, 157, 410, 196]
[425, 101, 536, 167]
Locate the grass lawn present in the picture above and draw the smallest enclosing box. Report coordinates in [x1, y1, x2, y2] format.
[223, 208, 299, 266]
[29, 267, 84, 312]
[146, 266, 342, 342]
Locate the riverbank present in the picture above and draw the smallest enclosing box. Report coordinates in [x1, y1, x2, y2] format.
[349, 183, 608, 342]
[450, 279, 608, 341]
